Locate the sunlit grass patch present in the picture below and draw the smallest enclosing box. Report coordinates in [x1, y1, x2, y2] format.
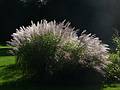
[0, 56, 15, 66]
[0, 44, 13, 56]
[104, 84, 120, 90]
[0, 45, 11, 49]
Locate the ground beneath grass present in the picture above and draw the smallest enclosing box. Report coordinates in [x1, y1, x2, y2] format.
[0, 45, 120, 90]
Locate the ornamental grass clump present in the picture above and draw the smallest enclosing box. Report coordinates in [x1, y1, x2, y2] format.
[8, 20, 110, 82]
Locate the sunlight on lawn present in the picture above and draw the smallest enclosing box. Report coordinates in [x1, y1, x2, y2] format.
[104, 87, 120, 90]
[103, 84, 120, 90]
[0, 56, 15, 66]
[0, 45, 11, 49]
[0, 55, 22, 85]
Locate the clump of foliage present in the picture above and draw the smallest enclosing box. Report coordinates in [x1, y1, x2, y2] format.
[8, 20, 110, 84]
[106, 33, 120, 83]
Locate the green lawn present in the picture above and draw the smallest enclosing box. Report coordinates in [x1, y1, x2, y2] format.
[0, 45, 15, 66]
[0, 56, 15, 66]
[0, 46, 22, 85]
[0, 45, 120, 90]
[0, 45, 11, 49]
[103, 84, 120, 90]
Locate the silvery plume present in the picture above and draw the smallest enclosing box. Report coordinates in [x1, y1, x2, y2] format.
[7, 20, 76, 53]
[78, 30, 111, 73]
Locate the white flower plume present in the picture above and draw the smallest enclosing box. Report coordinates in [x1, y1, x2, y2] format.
[8, 20, 76, 48]
[78, 30, 111, 70]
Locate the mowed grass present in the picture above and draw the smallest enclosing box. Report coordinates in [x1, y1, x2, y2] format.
[103, 84, 120, 90]
[0, 45, 15, 66]
[0, 45, 120, 90]
[0, 56, 15, 66]
[0, 45, 22, 85]
[0, 45, 12, 49]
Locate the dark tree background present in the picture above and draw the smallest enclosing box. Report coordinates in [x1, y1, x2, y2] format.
[0, 0, 120, 46]
[0, 0, 44, 43]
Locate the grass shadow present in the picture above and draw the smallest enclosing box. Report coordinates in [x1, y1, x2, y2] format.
[0, 64, 104, 90]
[0, 65, 22, 84]
[0, 48, 12, 56]
[0, 79, 104, 90]
[0, 68, 104, 90]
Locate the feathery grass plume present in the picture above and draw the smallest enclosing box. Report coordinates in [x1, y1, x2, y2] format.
[8, 20, 75, 50]
[78, 30, 110, 72]
[7, 20, 110, 79]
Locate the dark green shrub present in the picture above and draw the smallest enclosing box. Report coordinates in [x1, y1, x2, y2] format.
[106, 34, 120, 83]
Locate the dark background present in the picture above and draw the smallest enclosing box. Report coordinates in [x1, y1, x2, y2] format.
[0, 0, 120, 46]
